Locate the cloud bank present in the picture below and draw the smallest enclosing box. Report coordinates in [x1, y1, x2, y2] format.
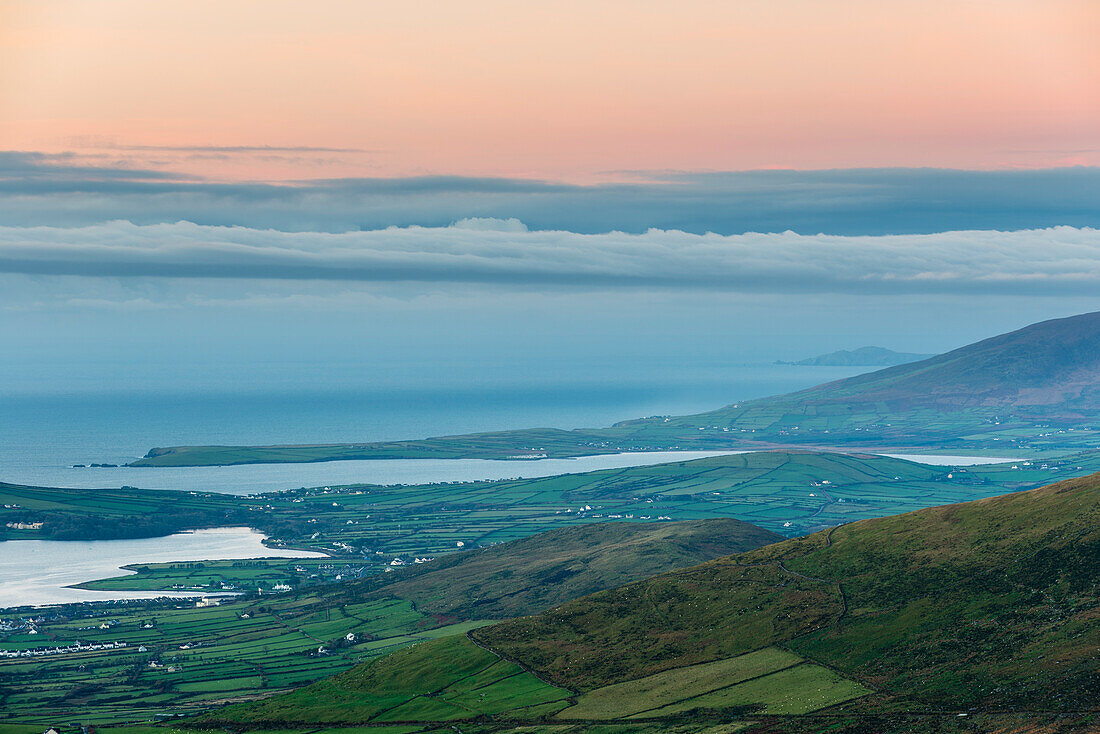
[1, 220, 1098, 296]
[2, 152, 1099, 235]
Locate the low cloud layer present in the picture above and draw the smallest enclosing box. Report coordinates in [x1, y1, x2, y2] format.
[2, 152, 1099, 236]
[1, 220, 1098, 296]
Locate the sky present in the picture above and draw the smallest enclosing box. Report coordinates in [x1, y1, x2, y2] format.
[2, 0, 1098, 180]
[1, 0, 1098, 417]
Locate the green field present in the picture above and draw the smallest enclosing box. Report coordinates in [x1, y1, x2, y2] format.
[626, 663, 868, 717]
[560, 647, 805, 719]
[3, 451, 1099, 727]
[8, 450, 1099, 566]
[0, 518, 775, 723]
[207, 635, 573, 724]
[206, 635, 868, 726]
[0, 593, 485, 722]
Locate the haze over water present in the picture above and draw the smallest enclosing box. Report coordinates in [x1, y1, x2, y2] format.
[0, 363, 868, 492]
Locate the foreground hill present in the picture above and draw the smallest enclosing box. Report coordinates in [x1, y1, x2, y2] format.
[212, 473, 1099, 732]
[476, 473, 1100, 722]
[134, 311, 1100, 466]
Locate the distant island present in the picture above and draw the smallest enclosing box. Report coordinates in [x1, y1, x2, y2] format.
[777, 345, 933, 367]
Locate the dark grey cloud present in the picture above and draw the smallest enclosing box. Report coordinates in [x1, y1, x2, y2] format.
[1, 152, 1098, 235]
[1, 219, 1098, 296]
[0, 151, 187, 183]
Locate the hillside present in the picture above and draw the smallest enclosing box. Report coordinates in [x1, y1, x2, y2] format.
[213, 473, 1099, 732]
[0, 481, 250, 541]
[476, 473, 1099, 712]
[133, 311, 1100, 466]
[0, 516, 781, 721]
[780, 346, 932, 366]
[631, 310, 1100, 450]
[777, 310, 1100, 409]
[339, 517, 782, 619]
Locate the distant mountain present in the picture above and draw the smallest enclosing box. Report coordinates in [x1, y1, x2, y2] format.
[791, 311, 1100, 409]
[644, 310, 1100, 450]
[213, 473, 1099, 731]
[779, 345, 933, 367]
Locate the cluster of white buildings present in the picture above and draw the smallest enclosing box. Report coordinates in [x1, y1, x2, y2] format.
[0, 640, 128, 658]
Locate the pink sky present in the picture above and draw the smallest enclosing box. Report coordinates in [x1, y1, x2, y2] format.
[2, 0, 1097, 181]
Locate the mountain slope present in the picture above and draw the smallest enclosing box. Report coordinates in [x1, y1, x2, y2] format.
[336, 516, 784, 619]
[622, 310, 1100, 450]
[211, 473, 1098, 731]
[134, 311, 1100, 465]
[0, 516, 783, 722]
[474, 473, 1099, 711]
[782, 310, 1100, 409]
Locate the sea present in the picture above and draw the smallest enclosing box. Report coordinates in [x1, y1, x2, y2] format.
[1, 363, 1022, 607]
[0, 364, 869, 494]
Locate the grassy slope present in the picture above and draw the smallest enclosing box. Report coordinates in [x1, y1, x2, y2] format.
[204, 635, 573, 725]
[0, 518, 779, 722]
[133, 311, 1100, 466]
[323, 517, 782, 620]
[473, 473, 1099, 713]
[204, 634, 870, 726]
[206, 474, 1097, 732]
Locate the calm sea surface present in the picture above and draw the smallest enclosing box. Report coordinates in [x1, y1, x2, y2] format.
[0, 364, 868, 493]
